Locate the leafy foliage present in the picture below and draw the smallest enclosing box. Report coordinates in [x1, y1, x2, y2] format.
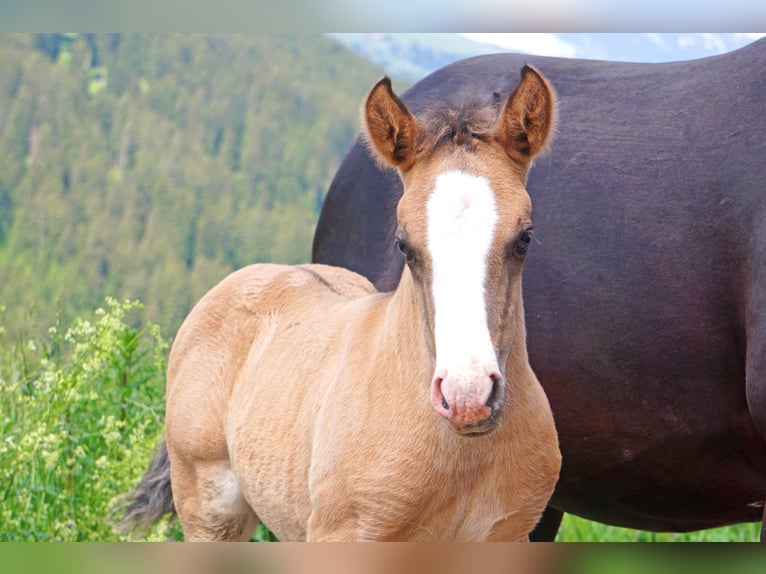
[0, 298, 181, 541]
[0, 34, 382, 339]
[556, 513, 759, 542]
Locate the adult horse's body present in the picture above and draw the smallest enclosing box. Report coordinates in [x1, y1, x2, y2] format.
[312, 39, 766, 540]
[122, 67, 561, 541]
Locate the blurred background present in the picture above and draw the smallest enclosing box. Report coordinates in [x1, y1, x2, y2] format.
[1, 33, 763, 340]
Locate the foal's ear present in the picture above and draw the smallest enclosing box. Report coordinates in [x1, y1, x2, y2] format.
[495, 65, 556, 163]
[363, 77, 419, 172]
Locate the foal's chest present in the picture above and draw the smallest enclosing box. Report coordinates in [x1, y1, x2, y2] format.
[327, 437, 526, 541]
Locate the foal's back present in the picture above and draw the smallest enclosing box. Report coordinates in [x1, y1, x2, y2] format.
[166, 262, 376, 408]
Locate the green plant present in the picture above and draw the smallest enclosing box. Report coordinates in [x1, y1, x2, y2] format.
[0, 298, 182, 541]
[556, 513, 759, 542]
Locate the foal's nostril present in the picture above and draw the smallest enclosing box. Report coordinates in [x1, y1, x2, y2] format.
[441, 396, 449, 410]
[485, 375, 501, 409]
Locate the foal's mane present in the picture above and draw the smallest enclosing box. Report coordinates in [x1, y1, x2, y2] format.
[416, 95, 502, 155]
[360, 92, 504, 174]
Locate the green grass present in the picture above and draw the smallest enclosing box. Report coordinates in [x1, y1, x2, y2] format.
[0, 299, 182, 541]
[0, 299, 761, 542]
[556, 513, 760, 542]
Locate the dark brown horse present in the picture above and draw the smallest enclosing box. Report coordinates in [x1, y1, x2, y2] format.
[312, 39, 766, 540]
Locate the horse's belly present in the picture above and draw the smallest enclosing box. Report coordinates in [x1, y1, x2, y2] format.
[552, 422, 766, 531]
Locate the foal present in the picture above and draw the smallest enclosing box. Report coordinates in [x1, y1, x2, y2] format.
[122, 65, 561, 541]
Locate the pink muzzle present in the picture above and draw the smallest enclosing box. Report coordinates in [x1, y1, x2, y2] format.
[430, 366, 504, 434]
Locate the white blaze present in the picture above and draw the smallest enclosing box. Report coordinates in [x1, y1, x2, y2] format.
[427, 171, 499, 384]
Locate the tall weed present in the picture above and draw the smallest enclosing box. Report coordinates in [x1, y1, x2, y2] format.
[0, 298, 181, 541]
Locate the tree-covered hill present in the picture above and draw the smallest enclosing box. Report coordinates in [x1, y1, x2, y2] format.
[0, 34, 385, 338]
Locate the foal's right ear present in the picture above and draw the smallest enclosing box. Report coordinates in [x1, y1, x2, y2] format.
[362, 77, 419, 172]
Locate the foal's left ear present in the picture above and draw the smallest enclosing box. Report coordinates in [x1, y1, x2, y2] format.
[495, 65, 556, 164]
[363, 77, 419, 172]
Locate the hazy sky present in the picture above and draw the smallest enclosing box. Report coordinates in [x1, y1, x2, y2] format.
[458, 33, 766, 60]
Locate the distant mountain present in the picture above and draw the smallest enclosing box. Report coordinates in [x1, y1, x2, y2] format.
[0, 34, 384, 338]
[328, 33, 765, 81]
[325, 33, 493, 82]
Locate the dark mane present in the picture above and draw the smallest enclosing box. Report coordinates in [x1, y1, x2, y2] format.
[415, 95, 502, 155]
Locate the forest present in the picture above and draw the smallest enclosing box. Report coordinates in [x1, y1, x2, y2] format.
[0, 33, 386, 339]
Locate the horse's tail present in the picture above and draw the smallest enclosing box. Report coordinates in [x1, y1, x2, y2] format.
[115, 438, 176, 533]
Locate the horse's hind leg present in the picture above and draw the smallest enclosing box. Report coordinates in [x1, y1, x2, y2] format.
[171, 458, 259, 541]
[745, 222, 766, 542]
[529, 505, 563, 541]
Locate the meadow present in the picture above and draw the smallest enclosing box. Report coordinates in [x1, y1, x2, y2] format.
[0, 299, 759, 542]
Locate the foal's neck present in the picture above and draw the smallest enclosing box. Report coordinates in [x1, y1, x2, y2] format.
[373, 266, 433, 377]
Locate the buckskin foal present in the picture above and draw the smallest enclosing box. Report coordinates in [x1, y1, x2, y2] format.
[121, 66, 560, 541]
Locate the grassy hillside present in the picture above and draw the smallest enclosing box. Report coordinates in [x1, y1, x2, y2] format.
[0, 33, 384, 339]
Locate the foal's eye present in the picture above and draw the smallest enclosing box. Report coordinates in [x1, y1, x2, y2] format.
[514, 230, 532, 257]
[396, 239, 414, 262]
